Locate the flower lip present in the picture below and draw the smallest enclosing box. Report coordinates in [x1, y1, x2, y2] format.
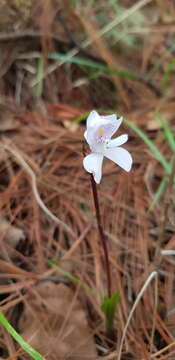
[98, 129, 105, 135]
[94, 123, 116, 144]
[85, 113, 123, 151]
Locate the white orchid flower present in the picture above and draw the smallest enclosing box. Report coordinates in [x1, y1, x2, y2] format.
[83, 110, 132, 184]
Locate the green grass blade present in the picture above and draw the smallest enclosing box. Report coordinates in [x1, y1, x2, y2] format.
[35, 56, 44, 98]
[125, 119, 171, 174]
[74, 111, 89, 123]
[48, 260, 95, 294]
[0, 313, 44, 360]
[48, 53, 139, 80]
[148, 176, 168, 212]
[155, 113, 175, 152]
[162, 59, 175, 90]
[147, 43, 175, 81]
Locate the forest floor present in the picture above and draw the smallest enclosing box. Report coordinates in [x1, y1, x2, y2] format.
[0, 1, 175, 359]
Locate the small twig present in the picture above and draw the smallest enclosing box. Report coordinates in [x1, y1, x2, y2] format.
[161, 250, 175, 255]
[149, 272, 158, 354]
[26, 0, 160, 98]
[57, 12, 107, 64]
[1, 141, 75, 238]
[0, 28, 104, 65]
[0, 30, 66, 44]
[117, 271, 158, 360]
[90, 174, 111, 298]
[150, 339, 175, 359]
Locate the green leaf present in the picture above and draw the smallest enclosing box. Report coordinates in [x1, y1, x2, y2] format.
[48, 53, 139, 80]
[0, 313, 44, 360]
[155, 113, 175, 152]
[101, 291, 120, 331]
[148, 176, 168, 212]
[162, 59, 175, 90]
[48, 259, 95, 294]
[35, 56, 44, 98]
[125, 119, 171, 174]
[74, 111, 89, 123]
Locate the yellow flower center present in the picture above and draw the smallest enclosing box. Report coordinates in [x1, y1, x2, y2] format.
[98, 129, 105, 135]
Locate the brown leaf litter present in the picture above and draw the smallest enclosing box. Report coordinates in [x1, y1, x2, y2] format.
[0, 102, 174, 360]
[18, 281, 97, 359]
[0, 1, 175, 358]
[0, 218, 25, 249]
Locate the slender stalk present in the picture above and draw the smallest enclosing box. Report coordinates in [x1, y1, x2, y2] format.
[90, 174, 112, 298]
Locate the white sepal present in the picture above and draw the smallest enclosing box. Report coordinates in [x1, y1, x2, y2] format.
[83, 153, 104, 184]
[106, 134, 128, 148]
[104, 147, 132, 172]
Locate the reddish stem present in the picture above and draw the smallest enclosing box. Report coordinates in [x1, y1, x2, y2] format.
[90, 174, 112, 298]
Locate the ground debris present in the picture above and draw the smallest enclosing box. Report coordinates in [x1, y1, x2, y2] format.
[19, 282, 97, 360]
[0, 218, 25, 255]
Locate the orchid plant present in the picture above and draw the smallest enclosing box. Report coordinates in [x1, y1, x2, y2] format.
[83, 110, 132, 183]
[83, 110, 132, 338]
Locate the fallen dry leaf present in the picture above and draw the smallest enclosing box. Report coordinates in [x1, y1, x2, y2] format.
[19, 282, 97, 360]
[0, 218, 25, 249]
[0, 104, 21, 131]
[0, 117, 19, 131]
[0, 147, 8, 162]
[63, 120, 79, 132]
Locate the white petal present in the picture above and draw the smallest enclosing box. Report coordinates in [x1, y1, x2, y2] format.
[104, 147, 132, 172]
[100, 116, 123, 138]
[84, 130, 88, 141]
[106, 134, 128, 148]
[86, 116, 124, 147]
[83, 153, 104, 183]
[87, 110, 101, 129]
[102, 114, 117, 122]
[110, 116, 123, 136]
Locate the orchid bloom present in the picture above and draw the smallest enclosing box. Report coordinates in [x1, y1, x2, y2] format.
[83, 110, 132, 184]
